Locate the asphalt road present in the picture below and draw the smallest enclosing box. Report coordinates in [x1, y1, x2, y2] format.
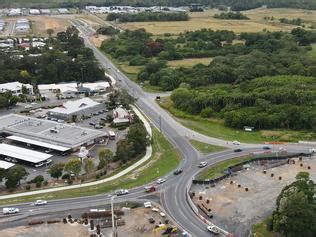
[0, 19, 313, 237]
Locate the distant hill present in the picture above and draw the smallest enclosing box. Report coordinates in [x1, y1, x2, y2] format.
[0, 0, 316, 10]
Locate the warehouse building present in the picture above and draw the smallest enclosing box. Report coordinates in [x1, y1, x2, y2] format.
[0, 81, 33, 95]
[0, 114, 106, 152]
[47, 98, 106, 121]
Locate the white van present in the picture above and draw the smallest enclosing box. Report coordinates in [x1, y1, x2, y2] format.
[3, 207, 19, 215]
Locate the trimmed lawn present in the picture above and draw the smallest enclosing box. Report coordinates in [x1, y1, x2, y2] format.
[159, 97, 316, 143]
[196, 156, 251, 180]
[0, 128, 180, 205]
[189, 139, 226, 154]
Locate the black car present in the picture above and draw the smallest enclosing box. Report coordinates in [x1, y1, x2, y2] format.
[173, 169, 183, 175]
[234, 148, 243, 152]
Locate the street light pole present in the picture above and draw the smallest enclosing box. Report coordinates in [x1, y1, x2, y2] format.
[111, 195, 116, 237]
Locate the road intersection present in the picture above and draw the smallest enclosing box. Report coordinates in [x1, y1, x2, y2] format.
[0, 20, 314, 237]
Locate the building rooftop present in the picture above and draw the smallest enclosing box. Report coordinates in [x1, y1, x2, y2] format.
[0, 81, 32, 93]
[0, 143, 52, 164]
[0, 114, 105, 149]
[0, 160, 15, 170]
[48, 97, 101, 115]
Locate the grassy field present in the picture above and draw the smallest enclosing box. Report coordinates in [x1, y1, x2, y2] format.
[196, 156, 251, 180]
[159, 97, 316, 143]
[167, 57, 212, 68]
[0, 128, 180, 205]
[189, 140, 226, 154]
[116, 8, 316, 35]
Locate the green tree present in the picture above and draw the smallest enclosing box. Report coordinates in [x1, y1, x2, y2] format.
[47, 28, 54, 37]
[271, 172, 316, 237]
[64, 158, 82, 179]
[83, 158, 95, 174]
[98, 148, 113, 170]
[5, 165, 28, 189]
[48, 163, 64, 180]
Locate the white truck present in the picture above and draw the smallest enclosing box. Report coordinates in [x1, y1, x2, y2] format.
[3, 207, 19, 215]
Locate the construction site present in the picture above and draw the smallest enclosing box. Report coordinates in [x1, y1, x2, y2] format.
[191, 155, 316, 237]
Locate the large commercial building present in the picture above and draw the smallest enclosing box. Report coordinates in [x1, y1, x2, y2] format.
[0, 114, 106, 152]
[47, 98, 105, 121]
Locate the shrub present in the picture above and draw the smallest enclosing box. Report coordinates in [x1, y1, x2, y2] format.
[32, 175, 44, 184]
[25, 185, 31, 190]
[67, 179, 73, 185]
[36, 182, 42, 188]
[62, 173, 70, 180]
[43, 180, 48, 186]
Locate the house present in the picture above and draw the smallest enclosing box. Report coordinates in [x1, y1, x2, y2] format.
[0, 82, 33, 96]
[47, 97, 105, 121]
[113, 107, 132, 125]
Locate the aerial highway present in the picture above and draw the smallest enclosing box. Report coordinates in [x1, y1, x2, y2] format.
[0, 19, 313, 237]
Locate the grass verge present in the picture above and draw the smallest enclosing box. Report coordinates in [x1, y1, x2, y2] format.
[252, 218, 283, 237]
[189, 139, 226, 154]
[196, 156, 252, 180]
[158, 97, 316, 143]
[0, 128, 180, 205]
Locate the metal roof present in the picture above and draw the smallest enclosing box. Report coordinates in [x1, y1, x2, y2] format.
[0, 160, 15, 170]
[7, 135, 70, 152]
[0, 144, 52, 164]
[48, 98, 100, 115]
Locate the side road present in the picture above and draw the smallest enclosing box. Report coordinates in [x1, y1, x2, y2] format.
[0, 105, 152, 200]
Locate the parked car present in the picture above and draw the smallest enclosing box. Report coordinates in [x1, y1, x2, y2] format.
[233, 141, 241, 145]
[156, 178, 166, 184]
[198, 161, 207, 168]
[3, 207, 19, 215]
[94, 124, 104, 129]
[89, 122, 96, 126]
[173, 169, 183, 175]
[34, 200, 47, 206]
[34, 162, 44, 168]
[207, 224, 220, 235]
[45, 159, 53, 165]
[115, 189, 129, 196]
[24, 105, 33, 109]
[234, 148, 243, 152]
[148, 217, 155, 224]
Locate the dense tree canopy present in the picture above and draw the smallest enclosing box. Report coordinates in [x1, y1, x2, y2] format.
[171, 76, 316, 131]
[271, 172, 316, 237]
[106, 12, 189, 22]
[213, 11, 249, 20]
[0, 26, 106, 87]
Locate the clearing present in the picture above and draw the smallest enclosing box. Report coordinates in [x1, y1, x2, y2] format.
[30, 16, 70, 36]
[167, 57, 212, 68]
[114, 8, 316, 35]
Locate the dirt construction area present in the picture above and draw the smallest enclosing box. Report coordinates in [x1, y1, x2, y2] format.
[191, 155, 316, 237]
[0, 223, 89, 237]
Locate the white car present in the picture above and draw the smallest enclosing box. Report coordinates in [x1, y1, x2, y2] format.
[24, 105, 32, 109]
[3, 207, 19, 215]
[34, 162, 44, 168]
[207, 224, 220, 234]
[34, 200, 47, 206]
[156, 178, 166, 184]
[233, 141, 241, 145]
[115, 189, 129, 196]
[198, 161, 207, 168]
